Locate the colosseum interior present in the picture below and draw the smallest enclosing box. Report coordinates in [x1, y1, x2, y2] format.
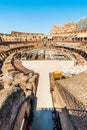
[0, 18, 87, 130]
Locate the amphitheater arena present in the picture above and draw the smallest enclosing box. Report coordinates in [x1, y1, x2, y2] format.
[0, 22, 87, 130]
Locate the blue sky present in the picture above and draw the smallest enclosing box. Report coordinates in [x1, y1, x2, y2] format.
[0, 0, 87, 34]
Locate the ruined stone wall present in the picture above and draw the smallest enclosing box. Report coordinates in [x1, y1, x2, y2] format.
[51, 18, 87, 42]
[0, 31, 45, 42]
[54, 84, 85, 110]
[0, 47, 38, 130]
[0, 87, 25, 130]
[11, 31, 44, 41]
[53, 82, 87, 129]
[11, 31, 44, 37]
[51, 22, 77, 35]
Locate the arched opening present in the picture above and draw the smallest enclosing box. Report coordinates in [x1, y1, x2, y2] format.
[81, 37, 83, 41]
[72, 38, 74, 41]
[78, 37, 80, 41]
[84, 37, 87, 41]
[0, 37, 2, 42]
[25, 38, 27, 41]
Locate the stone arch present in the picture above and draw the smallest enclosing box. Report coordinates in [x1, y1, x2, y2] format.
[77, 37, 80, 41]
[72, 38, 74, 41]
[84, 37, 87, 41]
[80, 37, 83, 41]
[75, 37, 77, 41]
[0, 37, 2, 42]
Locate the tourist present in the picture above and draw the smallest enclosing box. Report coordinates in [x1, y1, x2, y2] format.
[26, 125, 32, 130]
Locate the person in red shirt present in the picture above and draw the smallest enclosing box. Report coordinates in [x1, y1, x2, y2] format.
[26, 125, 32, 130]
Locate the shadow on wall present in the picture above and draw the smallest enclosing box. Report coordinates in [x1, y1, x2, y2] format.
[13, 96, 33, 130]
[0, 60, 4, 74]
[68, 109, 87, 130]
[27, 96, 37, 125]
[57, 107, 87, 130]
[31, 109, 54, 130]
[28, 97, 62, 130]
[56, 85, 87, 129]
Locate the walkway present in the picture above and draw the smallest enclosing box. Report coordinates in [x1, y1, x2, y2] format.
[32, 109, 54, 130]
[22, 60, 74, 130]
[22, 60, 74, 108]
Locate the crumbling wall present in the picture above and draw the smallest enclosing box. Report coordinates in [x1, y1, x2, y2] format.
[54, 83, 87, 129]
[0, 87, 25, 130]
